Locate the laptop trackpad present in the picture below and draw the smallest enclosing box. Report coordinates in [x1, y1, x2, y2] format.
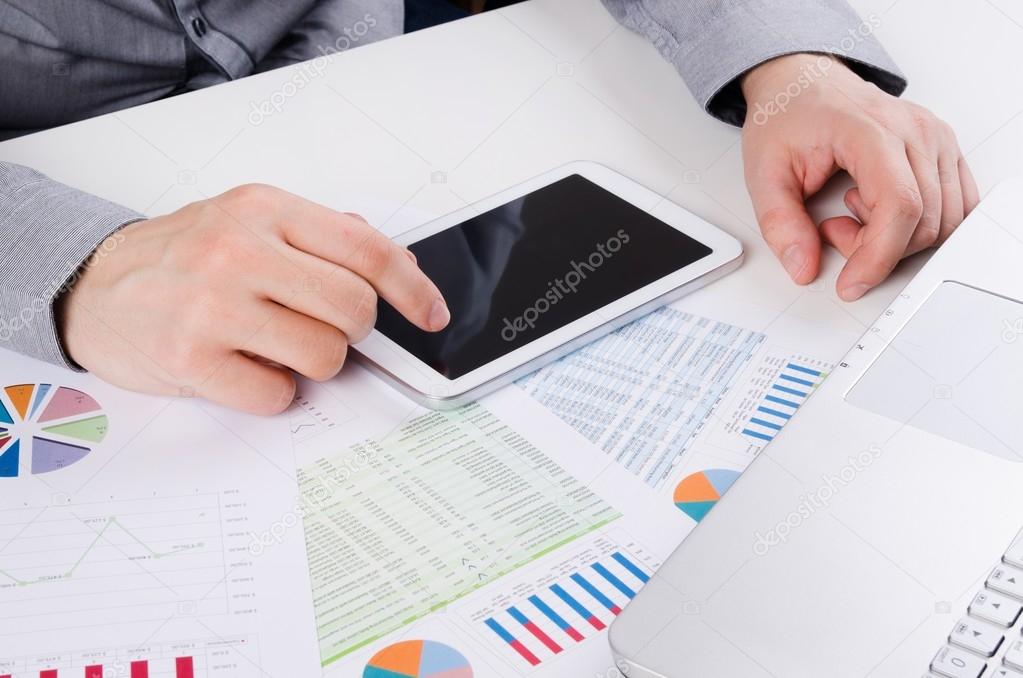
[846, 281, 1023, 462]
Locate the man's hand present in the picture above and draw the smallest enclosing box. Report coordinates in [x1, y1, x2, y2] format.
[741, 53, 979, 300]
[60, 184, 450, 414]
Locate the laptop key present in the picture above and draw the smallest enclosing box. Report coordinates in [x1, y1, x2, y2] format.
[989, 565, 1023, 600]
[950, 617, 1004, 657]
[1005, 638, 1023, 672]
[970, 590, 1023, 627]
[992, 668, 1023, 678]
[1005, 541, 1023, 570]
[931, 645, 987, 678]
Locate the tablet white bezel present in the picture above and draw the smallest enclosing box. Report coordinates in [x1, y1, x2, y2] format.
[353, 161, 743, 406]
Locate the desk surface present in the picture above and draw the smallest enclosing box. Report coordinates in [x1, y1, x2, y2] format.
[1, 1, 1022, 674]
[0, 0, 1020, 337]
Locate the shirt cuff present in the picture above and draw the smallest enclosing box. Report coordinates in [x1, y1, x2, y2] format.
[0, 165, 144, 369]
[626, 0, 907, 126]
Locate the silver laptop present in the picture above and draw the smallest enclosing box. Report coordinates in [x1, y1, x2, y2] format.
[610, 177, 1023, 678]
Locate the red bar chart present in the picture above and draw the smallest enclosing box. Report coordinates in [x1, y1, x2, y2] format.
[176, 657, 194, 678]
[0, 637, 255, 678]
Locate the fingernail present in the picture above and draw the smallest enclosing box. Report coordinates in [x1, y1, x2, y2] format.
[840, 283, 870, 301]
[781, 244, 807, 280]
[405, 248, 417, 264]
[428, 298, 450, 330]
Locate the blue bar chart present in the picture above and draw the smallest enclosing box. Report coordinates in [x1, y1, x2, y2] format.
[479, 549, 651, 670]
[740, 361, 828, 445]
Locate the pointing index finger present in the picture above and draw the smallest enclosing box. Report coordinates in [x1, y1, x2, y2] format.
[281, 198, 449, 333]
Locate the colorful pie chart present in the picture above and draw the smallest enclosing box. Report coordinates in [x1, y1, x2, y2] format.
[0, 383, 108, 478]
[673, 469, 740, 522]
[364, 640, 473, 678]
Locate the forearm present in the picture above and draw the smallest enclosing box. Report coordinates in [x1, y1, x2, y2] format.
[599, 0, 907, 125]
[0, 162, 143, 367]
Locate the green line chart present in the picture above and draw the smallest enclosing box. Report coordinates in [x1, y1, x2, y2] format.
[0, 515, 205, 587]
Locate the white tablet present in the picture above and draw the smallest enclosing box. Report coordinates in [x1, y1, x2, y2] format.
[354, 161, 743, 409]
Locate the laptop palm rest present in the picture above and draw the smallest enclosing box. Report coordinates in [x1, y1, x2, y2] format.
[846, 281, 1023, 462]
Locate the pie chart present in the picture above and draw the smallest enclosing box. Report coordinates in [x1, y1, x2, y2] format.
[363, 640, 473, 678]
[673, 469, 740, 522]
[0, 383, 109, 478]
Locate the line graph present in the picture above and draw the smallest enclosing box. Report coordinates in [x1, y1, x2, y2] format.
[0, 492, 255, 639]
[0, 515, 205, 586]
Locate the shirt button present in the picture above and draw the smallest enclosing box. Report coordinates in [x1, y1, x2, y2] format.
[191, 16, 207, 37]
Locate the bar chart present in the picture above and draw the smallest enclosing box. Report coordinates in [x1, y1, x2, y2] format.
[0, 637, 254, 678]
[477, 548, 651, 669]
[740, 360, 828, 445]
[709, 350, 833, 459]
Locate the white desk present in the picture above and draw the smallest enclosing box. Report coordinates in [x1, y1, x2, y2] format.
[1, 0, 1021, 330]
[1, 0, 1020, 336]
[1, 0, 1021, 675]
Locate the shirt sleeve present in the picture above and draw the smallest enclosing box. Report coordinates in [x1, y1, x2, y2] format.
[599, 0, 907, 126]
[0, 162, 144, 369]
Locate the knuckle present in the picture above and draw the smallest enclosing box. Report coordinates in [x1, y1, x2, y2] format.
[355, 233, 393, 277]
[907, 108, 938, 140]
[757, 206, 795, 243]
[223, 183, 277, 207]
[347, 281, 378, 339]
[259, 376, 297, 415]
[937, 118, 956, 142]
[892, 182, 924, 221]
[917, 221, 941, 247]
[306, 331, 348, 381]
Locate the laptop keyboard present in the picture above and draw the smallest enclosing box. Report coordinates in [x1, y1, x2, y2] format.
[928, 540, 1023, 677]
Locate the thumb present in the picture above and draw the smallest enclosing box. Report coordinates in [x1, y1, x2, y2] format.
[747, 170, 822, 285]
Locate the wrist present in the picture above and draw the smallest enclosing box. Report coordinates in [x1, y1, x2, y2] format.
[742, 53, 853, 106]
